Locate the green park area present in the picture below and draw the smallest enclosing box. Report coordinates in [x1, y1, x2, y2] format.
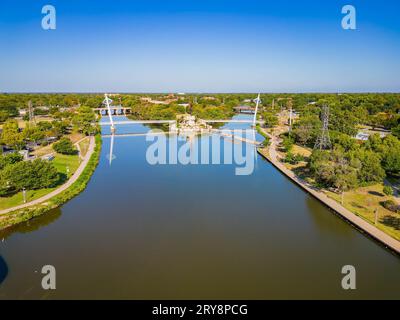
[0, 98, 98, 214]
[0, 153, 80, 211]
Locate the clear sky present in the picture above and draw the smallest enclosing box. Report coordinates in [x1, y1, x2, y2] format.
[1, 0, 399, 93]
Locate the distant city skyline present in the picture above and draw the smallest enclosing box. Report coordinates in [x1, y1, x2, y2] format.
[1, 0, 400, 93]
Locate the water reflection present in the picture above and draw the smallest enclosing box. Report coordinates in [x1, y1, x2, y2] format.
[0, 208, 62, 240]
[305, 196, 355, 237]
[0, 114, 399, 299]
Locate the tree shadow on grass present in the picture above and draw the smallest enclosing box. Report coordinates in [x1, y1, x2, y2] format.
[0, 255, 8, 285]
[368, 191, 384, 197]
[56, 173, 68, 186]
[350, 202, 365, 209]
[380, 215, 400, 231]
[292, 166, 309, 180]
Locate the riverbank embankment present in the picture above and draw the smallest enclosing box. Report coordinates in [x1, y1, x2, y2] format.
[0, 135, 101, 230]
[258, 131, 400, 255]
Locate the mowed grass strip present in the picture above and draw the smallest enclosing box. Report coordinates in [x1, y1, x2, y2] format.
[326, 184, 400, 241]
[0, 153, 80, 210]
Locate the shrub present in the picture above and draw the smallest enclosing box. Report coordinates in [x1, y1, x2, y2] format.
[383, 185, 394, 196]
[53, 137, 77, 155]
[282, 136, 294, 152]
[284, 152, 304, 165]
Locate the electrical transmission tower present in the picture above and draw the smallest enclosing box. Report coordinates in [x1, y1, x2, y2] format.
[28, 100, 35, 124]
[314, 104, 332, 150]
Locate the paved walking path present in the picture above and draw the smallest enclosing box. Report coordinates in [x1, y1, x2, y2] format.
[259, 128, 400, 254]
[0, 136, 95, 215]
[74, 136, 89, 160]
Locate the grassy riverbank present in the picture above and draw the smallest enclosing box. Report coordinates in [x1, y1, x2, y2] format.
[256, 125, 270, 145]
[0, 135, 102, 229]
[326, 185, 400, 241]
[268, 139, 400, 242]
[0, 154, 81, 210]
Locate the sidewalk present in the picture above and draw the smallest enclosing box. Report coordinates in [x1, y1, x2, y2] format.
[0, 136, 95, 215]
[259, 128, 400, 254]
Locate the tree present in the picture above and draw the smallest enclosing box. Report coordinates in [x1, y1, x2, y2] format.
[72, 106, 97, 135]
[330, 109, 358, 136]
[0, 152, 23, 170]
[22, 125, 45, 143]
[350, 149, 385, 184]
[309, 148, 358, 194]
[292, 115, 321, 146]
[282, 136, 294, 152]
[392, 125, 400, 139]
[3, 159, 59, 191]
[382, 147, 400, 175]
[334, 164, 358, 204]
[53, 137, 77, 155]
[1, 120, 24, 150]
[264, 112, 278, 127]
[0, 110, 9, 123]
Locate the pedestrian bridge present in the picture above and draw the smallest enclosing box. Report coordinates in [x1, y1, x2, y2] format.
[100, 119, 263, 126]
[100, 120, 176, 126]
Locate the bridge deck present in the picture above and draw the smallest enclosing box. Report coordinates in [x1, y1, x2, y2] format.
[100, 119, 262, 126]
[203, 120, 263, 124]
[100, 120, 176, 126]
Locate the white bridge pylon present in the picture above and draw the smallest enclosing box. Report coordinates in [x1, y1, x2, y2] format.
[103, 94, 116, 133]
[253, 93, 261, 127]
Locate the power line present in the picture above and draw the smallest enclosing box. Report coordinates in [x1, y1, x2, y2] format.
[314, 104, 332, 150]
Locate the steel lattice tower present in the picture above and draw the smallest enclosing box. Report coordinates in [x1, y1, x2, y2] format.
[28, 100, 35, 124]
[314, 104, 332, 150]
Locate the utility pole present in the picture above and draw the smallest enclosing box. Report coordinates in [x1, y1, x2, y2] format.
[314, 104, 332, 150]
[288, 106, 293, 136]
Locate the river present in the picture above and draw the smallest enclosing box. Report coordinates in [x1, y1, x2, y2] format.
[0, 115, 399, 299]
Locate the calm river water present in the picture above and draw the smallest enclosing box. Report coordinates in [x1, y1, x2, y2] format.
[0, 116, 399, 299]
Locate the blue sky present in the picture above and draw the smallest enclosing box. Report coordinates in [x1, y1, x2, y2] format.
[0, 0, 399, 92]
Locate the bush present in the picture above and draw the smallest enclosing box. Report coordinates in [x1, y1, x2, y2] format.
[282, 136, 294, 152]
[383, 185, 394, 196]
[381, 200, 400, 213]
[284, 152, 304, 165]
[53, 137, 77, 155]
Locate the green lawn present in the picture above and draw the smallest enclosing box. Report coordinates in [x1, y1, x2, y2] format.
[326, 184, 400, 241]
[0, 153, 80, 211]
[78, 138, 90, 158]
[52, 153, 81, 176]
